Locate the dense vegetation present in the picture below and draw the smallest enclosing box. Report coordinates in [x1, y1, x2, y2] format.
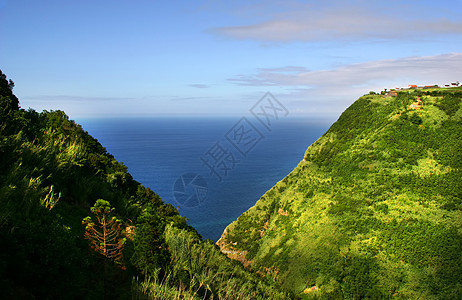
[0, 70, 289, 299]
[219, 87, 462, 298]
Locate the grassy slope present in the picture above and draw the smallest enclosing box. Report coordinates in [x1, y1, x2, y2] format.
[218, 89, 462, 299]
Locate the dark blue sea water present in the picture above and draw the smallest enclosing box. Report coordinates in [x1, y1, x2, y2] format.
[76, 116, 330, 241]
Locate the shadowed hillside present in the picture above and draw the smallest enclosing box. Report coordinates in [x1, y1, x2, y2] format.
[0, 70, 289, 299]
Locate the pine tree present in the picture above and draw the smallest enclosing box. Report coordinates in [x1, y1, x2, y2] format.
[82, 199, 125, 267]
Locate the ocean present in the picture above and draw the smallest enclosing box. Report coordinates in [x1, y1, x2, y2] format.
[76, 116, 330, 241]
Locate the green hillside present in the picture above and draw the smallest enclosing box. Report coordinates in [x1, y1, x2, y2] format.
[0, 70, 289, 299]
[218, 88, 462, 298]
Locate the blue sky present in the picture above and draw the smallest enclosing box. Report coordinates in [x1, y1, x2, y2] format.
[1, 0, 462, 120]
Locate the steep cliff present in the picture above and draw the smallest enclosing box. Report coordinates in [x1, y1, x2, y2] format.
[219, 88, 462, 299]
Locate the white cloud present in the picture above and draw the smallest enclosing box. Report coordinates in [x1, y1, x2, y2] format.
[212, 2, 462, 42]
[230, 53, 462, 88]
[22, 95, 136, 102]
[229, 53, 462, 117]
[189, 84, 210, 89]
